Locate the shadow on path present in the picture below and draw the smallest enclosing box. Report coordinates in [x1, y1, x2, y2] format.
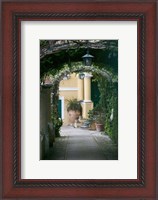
[45, 126, 118, 160]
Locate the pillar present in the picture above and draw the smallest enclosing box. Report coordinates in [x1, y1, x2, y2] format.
[82, 73, 93, 119]
[84, 73, 92, 102]
[77, 76, 84, 101]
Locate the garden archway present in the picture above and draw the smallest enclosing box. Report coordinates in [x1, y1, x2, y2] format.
[48, 62, 113, 137]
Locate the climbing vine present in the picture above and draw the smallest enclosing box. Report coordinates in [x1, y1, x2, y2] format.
[50, 83, 62, 137]
[45, 62, 113, 137]
[41, 62, 112, 84]
[93, 75, 118, 145]
[104, 82, 118, 145]
[42, 62, 118, 142]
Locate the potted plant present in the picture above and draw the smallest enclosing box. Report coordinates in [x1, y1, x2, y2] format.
[93, 105, 105, 132]
[95, 113, 105, 132]
[66, 98, 82, 124]
[87, 109, 96, 130]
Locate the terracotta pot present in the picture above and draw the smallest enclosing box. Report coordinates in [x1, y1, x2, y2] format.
[95, 123, 104, 132]
[89, 122, 96, 130]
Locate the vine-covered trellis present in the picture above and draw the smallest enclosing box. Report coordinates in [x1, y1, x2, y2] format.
[40, 40, 118, 143]
[40, 40, 118, 59]
[45, 62, 117, 144]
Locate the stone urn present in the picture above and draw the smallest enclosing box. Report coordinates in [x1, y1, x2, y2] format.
[66, 98, 82, 125]
[68, 110, 81, 124]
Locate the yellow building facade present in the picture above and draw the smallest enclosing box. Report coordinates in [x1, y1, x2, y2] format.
[59, 72, 94, 125]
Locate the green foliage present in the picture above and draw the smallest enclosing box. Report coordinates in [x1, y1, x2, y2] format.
[51, 114, 63, 137]
[40, 43, 118, 141]
[89, 105, 105, 124]
[40, 40, 49, 48]
[66, 98, 82, 114]
[87, 110, 96, 124]
[93, 76, 118, 144]
[95, 112, 106, 124]
[40, 46, 118, 80]
[104, 82, 118, 145]
[51, 85, 62, 137]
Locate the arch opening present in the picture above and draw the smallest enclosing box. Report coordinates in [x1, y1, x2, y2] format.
[40, 40, 118, 160]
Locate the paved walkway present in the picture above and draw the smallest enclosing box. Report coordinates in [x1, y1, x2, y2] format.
[45, 126, 118, 160]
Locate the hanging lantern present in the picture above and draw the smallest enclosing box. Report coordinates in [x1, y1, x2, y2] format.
[63, 73, 70, 80]
[79, 72, 85, 79]
[82, 50, 94, 66]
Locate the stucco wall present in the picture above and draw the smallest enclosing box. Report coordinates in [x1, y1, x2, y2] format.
[59, 73, 78, 125]
[59, 90, 78, 125]
[60, 73, 78, 87]
[59, 72, 94, 125]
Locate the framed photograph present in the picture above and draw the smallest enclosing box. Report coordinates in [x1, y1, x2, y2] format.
[1, 0, 157, 199]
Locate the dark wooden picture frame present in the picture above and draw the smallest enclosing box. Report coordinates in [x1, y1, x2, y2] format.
[1, 1, 157, 199]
